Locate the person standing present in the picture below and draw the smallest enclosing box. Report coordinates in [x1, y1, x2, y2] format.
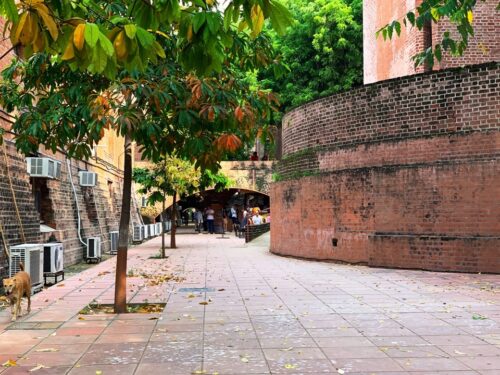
[230, 206, 238, 225]
[194, 209, 203, 233]
[206, 206, 215, 234]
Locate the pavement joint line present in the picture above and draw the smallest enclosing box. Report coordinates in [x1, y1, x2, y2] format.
[227, 249, 273, 374]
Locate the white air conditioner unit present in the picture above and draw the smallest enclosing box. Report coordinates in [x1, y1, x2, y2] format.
[86, 237, 101, 262]
[43, 243, 64, 273]
[163, 220, 172, 232]
[109, 231, 119, 254]
[79, 171, 98, 187]
[149, 224, 155, 237]
[143, 225, 149, 239]
[9, 244, 44, 291]
[155, 223, 161, 236]
[133, 226, 143, 242]
[26, 157, 61, 179]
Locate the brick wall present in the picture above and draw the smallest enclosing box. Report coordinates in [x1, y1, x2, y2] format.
[364, 0, 499, 84]
[0, 139, 142, 276]
[271, 63, 500, 273]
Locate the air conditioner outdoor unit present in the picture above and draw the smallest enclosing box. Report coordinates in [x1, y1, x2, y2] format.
[109, 231, 119, 254]
[26, 157, 61, 179]
[155, 223, 161, 236]
[149, 224, 155, 237]
[43, 243, 64, 273]
[143, 225, 149, 239]
[133, 226, 143, 242]
[79, 171, 98, 187]
[9, 244, 44, 292]
[86, 237, 102, 262]
[163, 220, 172, 232]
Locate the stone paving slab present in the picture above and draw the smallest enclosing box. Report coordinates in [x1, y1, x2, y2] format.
[0, 230, 499, 374]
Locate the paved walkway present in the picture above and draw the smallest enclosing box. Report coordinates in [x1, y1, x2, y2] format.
[0, 231, 499, 375]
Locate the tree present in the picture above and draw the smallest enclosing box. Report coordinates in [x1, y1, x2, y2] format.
[259, 0, 362, 115]
[0, 0, 291, 313]
[377, 0, 500, 68]
[133, 156, 230, 256]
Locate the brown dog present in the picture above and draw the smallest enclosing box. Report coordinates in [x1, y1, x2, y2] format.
[3, 263, 31, 321]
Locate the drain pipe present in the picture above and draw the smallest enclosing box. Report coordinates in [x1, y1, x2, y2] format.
[67, 158, 87, 247]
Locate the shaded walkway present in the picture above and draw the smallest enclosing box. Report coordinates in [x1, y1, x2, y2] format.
[0, 233, 499, 374]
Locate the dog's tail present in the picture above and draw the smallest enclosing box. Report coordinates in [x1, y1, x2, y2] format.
[19, 262, 24, 271]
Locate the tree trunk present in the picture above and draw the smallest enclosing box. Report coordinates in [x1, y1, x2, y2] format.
[114, 134, 132, 313]
[170, 191, 177, 249]
[161, 195, 166, 258]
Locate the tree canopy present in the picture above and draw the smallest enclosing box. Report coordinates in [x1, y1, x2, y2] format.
[259, 0, 362, 115]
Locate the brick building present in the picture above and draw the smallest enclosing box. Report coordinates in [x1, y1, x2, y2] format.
[0, 18, 142, 277]
[270, 1, 499, 273]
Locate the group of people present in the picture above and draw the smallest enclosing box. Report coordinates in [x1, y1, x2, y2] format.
[192, 205, 270, 235]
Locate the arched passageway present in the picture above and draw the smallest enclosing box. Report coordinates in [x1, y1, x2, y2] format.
[158, 188, 269, 234]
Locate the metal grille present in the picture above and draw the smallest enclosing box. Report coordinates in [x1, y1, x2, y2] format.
[110, 231, 119, 252]
[88, 238, 95, 258]
[9, 250, 24, 277]
[133, 226, 143, 241]
[29, 249, 41, 285]
[48, 160, 54, 178]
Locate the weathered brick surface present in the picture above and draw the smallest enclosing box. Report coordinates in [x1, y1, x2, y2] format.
[364, 0, 499, 84]
[271, 63, 500, 273]
[0, 140, 142, 277]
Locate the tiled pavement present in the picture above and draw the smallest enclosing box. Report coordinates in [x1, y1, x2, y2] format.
[0, 231, 499, 374]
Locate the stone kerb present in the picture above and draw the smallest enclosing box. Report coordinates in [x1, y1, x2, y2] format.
[271, 62, 500, 273]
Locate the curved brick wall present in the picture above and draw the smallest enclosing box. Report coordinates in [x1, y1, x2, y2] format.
[271, 63, 500, 273]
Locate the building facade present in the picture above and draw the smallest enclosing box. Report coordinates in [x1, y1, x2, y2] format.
[0, 17, 142, 277]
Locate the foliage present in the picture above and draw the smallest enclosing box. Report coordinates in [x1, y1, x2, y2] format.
[133, 156, 231, 206]
[0, 0, 291, 312]
[259, 0, 362, 115]
[0, 0, 293, 78]
[378, 0, 500, 68]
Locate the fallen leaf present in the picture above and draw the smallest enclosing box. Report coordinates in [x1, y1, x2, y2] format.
[472, 314, 487, 320]
[337, 369, 345, 374]
[2, 359, 17, 367]
[199, 301, 209, 305]
[148, 317, 159, 320]
[284, 363, 297, 369]
[217, 289, 225, 292]
[187, 294, 196, 299]
[240, 355, 249, 363]
[96, 371, 102, 375]
[280, 347, 294, 351]
[78, 316, 85, 320]
[57, 284, 65, 287]
[35, 348, 59, 352]
[454, 350, 467, 355]
[29, 364, 50, 372]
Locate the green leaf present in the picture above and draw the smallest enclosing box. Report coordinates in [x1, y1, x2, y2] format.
[153, 41, 166, 59]
[393, 21, 401, 37]
[407, 11, 415, 26]
[84, 23, 99, 48]
[192, 13, 206, 33]
[268, 0, 293, 35]
[124, 24, 137, 39]
[206, 13, 220, 35]
[136, 27, 154, 48]
[99, 33, 114, 56]
[91, 46, 107, 73]
[2, 0, 18, 22]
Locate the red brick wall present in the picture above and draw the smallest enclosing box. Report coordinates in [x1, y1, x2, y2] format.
[0, 139, 142, 276]
[364, 0, 499, 84]
[271, 63, 500, 273]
